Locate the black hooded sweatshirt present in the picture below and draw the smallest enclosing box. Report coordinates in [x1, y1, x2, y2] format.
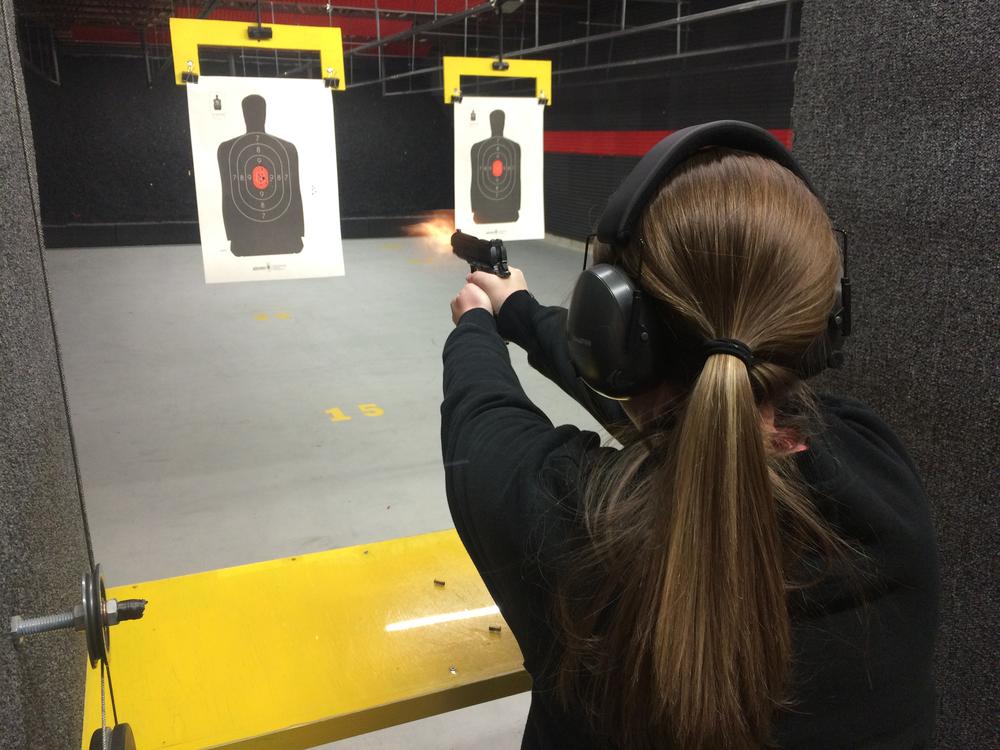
[441, 291, 939, 750]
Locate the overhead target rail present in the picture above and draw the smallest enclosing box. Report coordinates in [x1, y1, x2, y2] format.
[169, 17, 346, 89]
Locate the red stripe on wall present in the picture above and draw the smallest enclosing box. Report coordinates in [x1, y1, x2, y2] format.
[544, 129, 794, 156]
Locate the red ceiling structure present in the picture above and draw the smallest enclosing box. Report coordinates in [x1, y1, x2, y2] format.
[13, 1, 558, 57]
[13, 0, 800, 95]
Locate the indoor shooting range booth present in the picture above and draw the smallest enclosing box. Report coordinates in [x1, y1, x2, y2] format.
[1, 1, 996, 749]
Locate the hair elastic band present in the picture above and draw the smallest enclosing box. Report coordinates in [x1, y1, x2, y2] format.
[702, 338, 755, 369]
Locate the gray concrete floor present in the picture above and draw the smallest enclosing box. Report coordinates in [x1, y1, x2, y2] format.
[46, 237, 605, 749]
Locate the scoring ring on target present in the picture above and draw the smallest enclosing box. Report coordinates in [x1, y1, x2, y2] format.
[475, 140, 518, 202]
[235, 150, 279, 208]
[232, 141, 287, 218]
[242, 153, 278, 200]
[227, 136, 293, 222]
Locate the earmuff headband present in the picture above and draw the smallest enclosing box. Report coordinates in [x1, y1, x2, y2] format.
[597, 121, 815, 247]
[566, 120, 852, 399]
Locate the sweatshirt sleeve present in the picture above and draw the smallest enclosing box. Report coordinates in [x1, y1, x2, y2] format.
[496, 290, 629, 434]
[441, 308, 596, 576]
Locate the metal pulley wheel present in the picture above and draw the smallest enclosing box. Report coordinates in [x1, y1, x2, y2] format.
[10, 564, 147, 748]
[83, 564, 110, 667]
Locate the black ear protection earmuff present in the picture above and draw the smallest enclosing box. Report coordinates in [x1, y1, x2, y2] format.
[566, 120, 852, 399]
[566, 261, 669, 397]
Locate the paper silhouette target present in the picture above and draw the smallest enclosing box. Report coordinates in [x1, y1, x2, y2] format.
[217, 94, 304, 256]
[188, 77, 344, 283]
[455, 97, 544, 241]
[471, 110, 521, 224]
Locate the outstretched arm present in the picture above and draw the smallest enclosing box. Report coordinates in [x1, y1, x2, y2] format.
[442, 289, 594, 577]
[467, 270, 629, 434]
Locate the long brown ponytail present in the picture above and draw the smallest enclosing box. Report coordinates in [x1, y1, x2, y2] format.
[552, 149, 847, 748]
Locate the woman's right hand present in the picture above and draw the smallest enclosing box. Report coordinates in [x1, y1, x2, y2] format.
[467, 267, 528, 315]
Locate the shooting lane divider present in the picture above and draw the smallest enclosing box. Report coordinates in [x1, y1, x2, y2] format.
[169, 17, 345, 90]
[442, 56, 552, 106]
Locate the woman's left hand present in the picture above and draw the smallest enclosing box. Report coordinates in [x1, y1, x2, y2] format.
[450, 283, 492, 326]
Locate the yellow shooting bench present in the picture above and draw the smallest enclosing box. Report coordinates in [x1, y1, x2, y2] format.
[82, 530, 530, 749]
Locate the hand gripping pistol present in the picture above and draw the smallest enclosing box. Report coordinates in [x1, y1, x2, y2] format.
[450, 230, 511, 278]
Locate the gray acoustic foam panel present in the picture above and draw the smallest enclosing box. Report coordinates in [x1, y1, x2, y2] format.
[0, 0, 91, 747]
[791, 2, 998, 748]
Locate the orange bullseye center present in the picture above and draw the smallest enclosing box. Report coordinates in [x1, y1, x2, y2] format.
[491, 159, 504, 178]
[252, 165, 270, 190]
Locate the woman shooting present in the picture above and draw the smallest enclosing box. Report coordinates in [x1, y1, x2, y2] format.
[442, 122, 937, 749]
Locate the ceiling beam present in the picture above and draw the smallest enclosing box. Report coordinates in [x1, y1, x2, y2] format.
[198, 0, 221, 19]
[346, 2, 492, 56]
[503, 0, 790, 59]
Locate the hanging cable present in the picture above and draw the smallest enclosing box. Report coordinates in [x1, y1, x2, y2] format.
[106, 659, 120, 726]
[248, 0, 272, 40]
[271, 2, 278, 74]
[493, 6, 508, 70]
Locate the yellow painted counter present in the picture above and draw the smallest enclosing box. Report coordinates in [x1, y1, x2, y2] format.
[82, 530, 530, 749]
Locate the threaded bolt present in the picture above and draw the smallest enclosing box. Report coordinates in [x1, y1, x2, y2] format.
[10, 611, 75, 638]
[10, 598, 145, 643]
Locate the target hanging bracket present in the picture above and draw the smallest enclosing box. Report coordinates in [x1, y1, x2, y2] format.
[169, 17, 345, 90]
[443, 56, 552, 106]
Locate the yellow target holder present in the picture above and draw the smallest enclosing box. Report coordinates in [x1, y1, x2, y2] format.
[443, 56, 552, 106]
[169, 17, 345, 90]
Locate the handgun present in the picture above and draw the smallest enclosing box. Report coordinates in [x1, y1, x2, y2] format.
[450, 230, 511, 278]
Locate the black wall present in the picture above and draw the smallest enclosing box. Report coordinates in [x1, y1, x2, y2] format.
[26, 55, 194, 243]
[24, 54, 454, 245]
[23, 2, 797, 245]
[22, 1, 800, 247]
[544, 62, 796, 239]
[540, 0, 799, 239]
[333, 73, 453, 227]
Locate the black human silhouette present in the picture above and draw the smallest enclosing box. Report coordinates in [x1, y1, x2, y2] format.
[470, 109, 521, 224]
[217, 94, 304, 256]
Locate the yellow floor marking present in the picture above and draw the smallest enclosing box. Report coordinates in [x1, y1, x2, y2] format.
[358, 403, 384, 417]
[254, 313, 269, 321]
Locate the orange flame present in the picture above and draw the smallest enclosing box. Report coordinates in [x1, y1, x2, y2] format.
[407, 214, 455, 255]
